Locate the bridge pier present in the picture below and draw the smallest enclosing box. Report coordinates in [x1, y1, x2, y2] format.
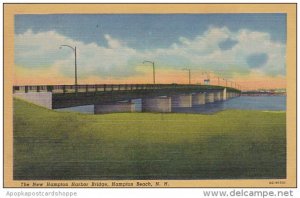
[220, 91, 224, 101]
[227, 91, 240, 99]
[223, 88, 227, 100]
[94, 102, 135, 114]
[214, 91, 222, 102]
[192, 93, 206, 105]
[227, 92, 231, 99]
[205, 92, 215, 103]
[142, 97, 171, 113]
[171, 94, 192, 108]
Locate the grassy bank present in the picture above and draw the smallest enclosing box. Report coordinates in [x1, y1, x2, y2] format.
[13, 98, 286, 180]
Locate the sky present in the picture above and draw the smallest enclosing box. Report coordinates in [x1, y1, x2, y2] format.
[14, 14, 287, 90]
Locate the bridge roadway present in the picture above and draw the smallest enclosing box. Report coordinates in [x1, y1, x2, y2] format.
[13, 84, 241, 109]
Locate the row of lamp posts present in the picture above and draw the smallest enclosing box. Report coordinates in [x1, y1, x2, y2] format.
[59, 45, 241, 93]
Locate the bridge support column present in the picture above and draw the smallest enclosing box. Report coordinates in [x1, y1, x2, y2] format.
[94, 102, 135, 114]
[205, 92, 215, 103]
[192, 93, 206, 105]
[142, 97, 171, 112]
[223, 88, 227, 100]
[171, 94, 192, 108]
[214, 91, 222, 102]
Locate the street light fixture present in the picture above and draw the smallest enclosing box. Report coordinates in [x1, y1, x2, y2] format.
[182, 68, 191, 84]
[143, 60, 155, 84]
[59, 45, 78, 93]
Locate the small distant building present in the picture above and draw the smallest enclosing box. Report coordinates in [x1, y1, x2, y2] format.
[204, 79, 210, 85]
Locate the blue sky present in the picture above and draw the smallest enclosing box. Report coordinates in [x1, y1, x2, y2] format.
[15, 14, 286, 50]
[14, 14, 287, 84]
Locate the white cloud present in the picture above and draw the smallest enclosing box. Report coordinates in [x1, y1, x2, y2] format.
[15, 26, 286, 79]
[104, 34, 122, 49]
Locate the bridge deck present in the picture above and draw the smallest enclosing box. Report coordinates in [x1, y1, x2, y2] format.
[13, 84, 239, 93]
[13, 84, 240, 109]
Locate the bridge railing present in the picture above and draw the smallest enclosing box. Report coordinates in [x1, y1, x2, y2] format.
[13, 84, 225, 94]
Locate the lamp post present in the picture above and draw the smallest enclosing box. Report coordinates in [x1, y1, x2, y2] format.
[203, 72, 210, 85]
[143, 60, 155, 84]
[60, 45, 77, 93]
[182, 68, 191, 84]
[223, 78, 228, 87]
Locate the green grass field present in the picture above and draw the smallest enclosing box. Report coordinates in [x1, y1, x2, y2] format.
[13, 98, 286, 180]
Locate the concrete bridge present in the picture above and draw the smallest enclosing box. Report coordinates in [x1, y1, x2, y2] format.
[13, 84, 241, 112]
